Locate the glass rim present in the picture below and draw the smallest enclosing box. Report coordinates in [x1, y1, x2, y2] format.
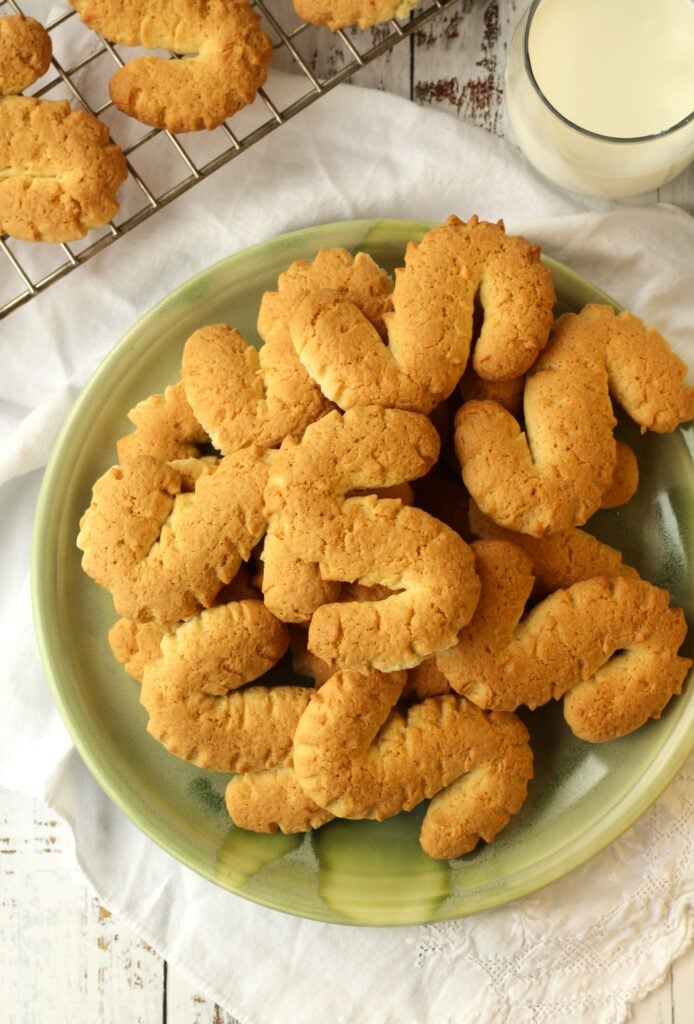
[523, 0, 694, 144]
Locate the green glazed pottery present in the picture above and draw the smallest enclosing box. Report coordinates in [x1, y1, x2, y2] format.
[32, 220, 694, 926]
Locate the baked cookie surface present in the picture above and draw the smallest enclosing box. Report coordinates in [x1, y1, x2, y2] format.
[71, 0, 272, 132]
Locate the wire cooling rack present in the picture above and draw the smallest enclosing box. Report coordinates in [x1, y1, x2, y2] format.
[0, 0, 459, 318]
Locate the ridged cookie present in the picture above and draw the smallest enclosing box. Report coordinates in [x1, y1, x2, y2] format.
[139, 599, 293, 770]
[292, 668, 533, 859]
[0, 96, 126, 242]
[456, 310, 619, 536]
[116, 382, 210, 464]
[265, 406, 480, 671]
[289, 215, 555, 413]
[437, 540, 691, 741]
[72, 0, 272, 132]
[183, 248, 392, 455]
[0, 14, 51, 94]
[77, 450, 268, 623]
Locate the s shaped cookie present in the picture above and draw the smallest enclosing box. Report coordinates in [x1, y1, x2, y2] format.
[456, 304, 694, 536]
[77, 449, 268, 623]
[436, 540, 691, 742]
[288, 215, 556, 413]
[181, 247, 392, 455]
[0, 14, 126, 242]
[292, 668, 533, 859]
[265, 405, 481, 670]
[71, 0, 272, 132]
[139, 600, 303, 771]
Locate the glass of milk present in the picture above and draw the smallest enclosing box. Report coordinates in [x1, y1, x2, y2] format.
[504, 0, 694, 198]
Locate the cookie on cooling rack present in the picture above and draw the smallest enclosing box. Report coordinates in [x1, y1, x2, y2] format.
[294, 0, 423, 30]
[71, 0, 272, 132]
[0, 13, 127, 242]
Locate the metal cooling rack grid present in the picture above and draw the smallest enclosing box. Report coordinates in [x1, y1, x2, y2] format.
[0, 0, 459, 318]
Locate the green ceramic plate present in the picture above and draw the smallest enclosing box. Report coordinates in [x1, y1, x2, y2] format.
[32, 219, 693, 926]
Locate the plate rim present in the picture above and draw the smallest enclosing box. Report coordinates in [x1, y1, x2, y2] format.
[31, 217, 694, 926]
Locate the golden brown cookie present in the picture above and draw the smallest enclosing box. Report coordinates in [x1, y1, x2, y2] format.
[467, 499, 637, 595]
[459, 364, 525, 416]
[589, 304, 694, 432]
[108, 618, 173, 681]
[0, 14, 51, 95]
[456, 305, 691, 536]
[289, 215, 555, 414]
[420, 710, 533, 859]
[437, 540, 691, 741]
[139, 599, 294, 770]
[292, 669, 533, 859]
[262, 485, 409, 627]
[0, 96, 127, 242]
[77, 450, 268, 623]
[293, 0, 422, 30]
[183, 248, 392, 455]
[226, 766, 335, 834]
[0, 14, 125, 241]
[116, 383, 210, 464]
[260, 531, 342, 625]
[71, 0, 272, 132]
[108, 562, 261, 680]
[265, 406, 481, 671]
[455, 311, 619, 536]
[402, 657, 453, 701]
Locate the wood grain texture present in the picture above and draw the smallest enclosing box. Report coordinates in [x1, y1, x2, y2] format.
[271, 0, 694, 211]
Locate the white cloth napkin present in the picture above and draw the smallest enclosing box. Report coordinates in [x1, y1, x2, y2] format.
[1, 67, 693, 1024]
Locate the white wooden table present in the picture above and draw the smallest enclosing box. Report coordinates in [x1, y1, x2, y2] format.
[2, 1, 693, 1021]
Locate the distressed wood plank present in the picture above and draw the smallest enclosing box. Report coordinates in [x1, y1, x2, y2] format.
[3, 763, 694, 1021]
[631, 976, 674, 1024]
[166, 966, 242, 1024]
[271, 19, 411, 98]
[411, 0, 521, 135]
[1, 787, 164, 1024]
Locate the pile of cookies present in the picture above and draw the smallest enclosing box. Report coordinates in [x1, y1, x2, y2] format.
[77, 214, 693, 861]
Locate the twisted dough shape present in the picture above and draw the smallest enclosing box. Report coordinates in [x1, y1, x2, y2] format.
[71, 0, 272, 132]
[140, 600, 301, 771]
[77, 449, 268, 622]
[292, 669, 532, 859]
[436, 541, 691, 742]
[288, 215, 555, 413]
[266, 406, 480, 670]
[108, 563, 262, 680]
[456, 304, 694, 536]
[0, 16, 126, 242]
[467, 499, 638, 596]
[225, 653, 453, 836]
[182, 249, 392, 455]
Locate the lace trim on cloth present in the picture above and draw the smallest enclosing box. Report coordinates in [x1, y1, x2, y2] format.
[411, 759, 693, 1024]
